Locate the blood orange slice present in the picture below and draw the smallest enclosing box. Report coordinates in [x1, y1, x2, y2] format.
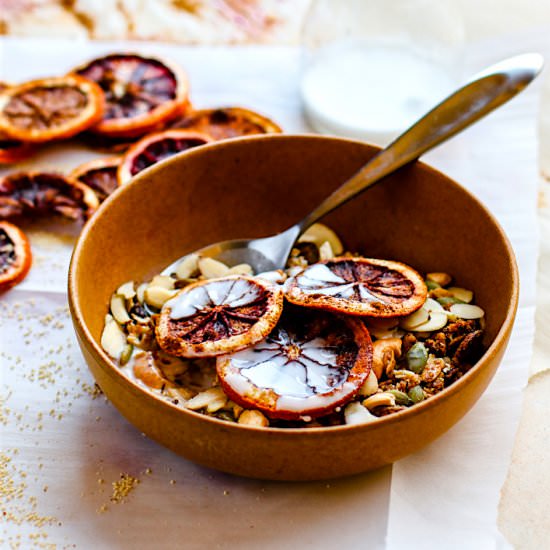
[217, 306, 373, 421]
[170, 107, 282, 140]
[285, 258, 427, 318]
[156, 275, 284, 358]
[0, 75, 104, 143]
[0, 172, 99, 221]
[71, 156, 120, 202]
[73, 53, 189, 139]
[0, 220, 32, 292]
[117, 129, 210, 184]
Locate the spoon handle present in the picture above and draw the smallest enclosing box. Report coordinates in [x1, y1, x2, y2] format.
[298, 53, 543, 232]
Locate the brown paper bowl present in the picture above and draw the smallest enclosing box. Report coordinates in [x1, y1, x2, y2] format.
[68, 135, 518, 481]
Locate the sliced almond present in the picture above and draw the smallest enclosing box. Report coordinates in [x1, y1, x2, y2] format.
[198, 257, 230, 279]
[318, 240, 334, 261]
[424, 298, 444, 312]
[101, 314, 127, 360]
[400, 307, 429, 330]
[410, 311, 448, 332]
[358, 369, 379, 397]
[227, 263, 254, 276]
[447, 287, 474, 303]
[344, 402, 376, 425]
[110, 294, 131, 324]
[362, 392, 396, 410]
[144, 286, 177, 309]
[256, 269, 287, 284]
[149, 275, 175, 290]
[449, 303, 484, 319]
[186, 387, 228, 411]
[298, 223, 344, 255]
[116, 281, 136, 300]
[136, 282, 148, 304]
[238, 409, 269, 427]
[175, 253, 200, 280]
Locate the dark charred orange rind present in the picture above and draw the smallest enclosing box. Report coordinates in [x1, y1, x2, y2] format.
[156, 275, 284, 358]
[0, 172, 99, 221]
[71, 156, 121, 202]
[0, 220, 32, 292]
[73, 53, 190, 139]
[285, 257, 427, 318]
[170, 106, 282, 140]
[0, 75, 105, 143]
[117, 129, 211, 184]
[217, 307, 373, 421]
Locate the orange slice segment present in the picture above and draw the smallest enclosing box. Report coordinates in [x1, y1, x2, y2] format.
[217, 306, 373, 421]
[0, 172, 99, 221]
[73, 53, 190, 139]
[71, 156, 120, 202]
[156, 275, 284, 358]
[285, 257, 427, 317]
[0, 221, 32, 292]
[117, 129, 210, 184]
[170, 107, 282, 140]
[0, 75, 104, 143]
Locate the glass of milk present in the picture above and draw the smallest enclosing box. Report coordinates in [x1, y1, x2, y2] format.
[300, 0, 465, 145]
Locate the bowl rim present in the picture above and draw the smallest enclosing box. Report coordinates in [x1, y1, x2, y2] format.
[68, 133, 519, 436]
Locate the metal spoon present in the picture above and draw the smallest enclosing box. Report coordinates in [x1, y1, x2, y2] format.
[164, 53, 543, 276]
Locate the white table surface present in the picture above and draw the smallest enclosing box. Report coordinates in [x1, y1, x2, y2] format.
[0, 35, 545, 549]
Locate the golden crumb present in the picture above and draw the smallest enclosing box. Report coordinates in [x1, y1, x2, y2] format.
[110, 473, 140, 504]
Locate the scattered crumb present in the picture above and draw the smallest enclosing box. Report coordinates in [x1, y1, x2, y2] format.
[110, 473, 140, 504]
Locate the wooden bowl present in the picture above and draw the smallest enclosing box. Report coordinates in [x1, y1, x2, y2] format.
[68, 135, 518, 481]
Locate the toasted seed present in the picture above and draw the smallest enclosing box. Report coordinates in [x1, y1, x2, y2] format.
[362, 393, 396, 410]
[387, 389, 413, 406]
[430, 287, 452, 298]
[318, 240, 335, 261]
[447, 287, 474, 303]
[427, 272, 452, 286]
[425, 279, 441, 291]
[186, 388, 228, 412]
[144, 286, 177, 309]
[344, 402, 376, 424]
[437, 296, 465, 307]
[408, 385, 425, 403]
[238, 409, 269, 427]
[358, 369, 379, 396]
[119, 344, 134, 366]
[101, 314, 127, 360]
[298, 223, 344, 255]
[175, 253, 200, 280]
[198, 257, 230, 279]
[227, 263, 254, 276]
[116, 281, 136, 300]
[136, 283, 148, 304]
[406, 342, 428, 373]
[149, 275, 175, 290]
[449, 303, 484, 320]
[110, 294, 131, 324]
[410, 311, 448, 332]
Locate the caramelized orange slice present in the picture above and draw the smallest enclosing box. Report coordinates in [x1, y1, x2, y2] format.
[285, 258, 427, 318]
[0, 220, 32, 292]
[71, 156, 120, 202]
[170, 107, 282, 140]
[0, 172, 99, 221]
[0, 75, 104, 143]
[156, 275, 284, 358]
[117, 129, 210, 184]
[74, 53, 190, 138]
[217, 306, 373, 421]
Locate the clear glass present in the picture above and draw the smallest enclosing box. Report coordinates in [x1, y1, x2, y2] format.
[300, 0, 465, 145]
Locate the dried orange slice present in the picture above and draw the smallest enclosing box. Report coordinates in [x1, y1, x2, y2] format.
[285, 258, 427, 318]
[0, 220, 32, 292]
[71, 156, 120, 202]
[73, 53, 189, 139]
[217, 306, 373, 421]
[0, 75, 104, 143]
[156, 275, 284, 358]
[117, 129, 210, 184]
[170, 107, 282, 140]
[0, 172, 99, 221]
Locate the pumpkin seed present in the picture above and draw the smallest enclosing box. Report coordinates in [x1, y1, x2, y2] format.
[447, 287, 474, 303]
[358, 369, 378, 396]
[144, 286, 177, 309]
[406, 342, 428, 373]
[298, 223, 344, 255]
[198, 257, 230, 279]
[426, 272, 452, 286]
[119, 344, 134, 366]
[116, 280, 136, 300]
[175, 253, 200, 280]
[425, 279, 441, 290]
[387, 389, 413, 406]
[449, 303, 484, 320]
[344, 402, 376, 424]
[100, 314, 127, 360]
[437, 296, 465, 307]
[408, 385, 425, 403]
[110, 294, 131, 324]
